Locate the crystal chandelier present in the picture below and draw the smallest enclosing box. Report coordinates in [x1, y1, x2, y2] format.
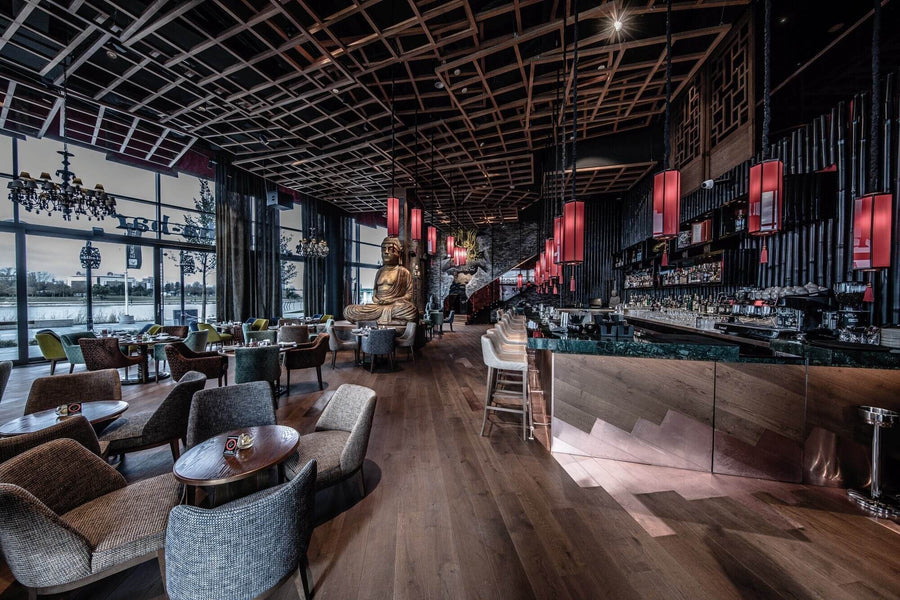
[295, 227, 329, 258]
[6, 58, 116, 222]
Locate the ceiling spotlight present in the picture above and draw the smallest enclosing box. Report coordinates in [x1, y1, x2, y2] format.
[149, 50, 161, 59]
[479, 141, 485, 147]
[453, 68, 461, 76]
[510, 185, 515, 189]
[597, 63, 607, 70]
[461, 86, 468, 93]
[332, 88, 340, 94]
[106, 48, 118, 59]
[613, 19, 623, 32]
[434, 80, 444, 90]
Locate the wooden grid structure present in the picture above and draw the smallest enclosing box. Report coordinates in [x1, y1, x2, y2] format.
[0, 0, 750, 226]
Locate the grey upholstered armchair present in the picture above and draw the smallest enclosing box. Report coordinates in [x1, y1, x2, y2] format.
[24, 369, 122, 415]
[285, 384, 376, 494]
[99, 371, 207, 461]
[0, 438, 181, 597]
[0, 415, 104, 463]
[360, 328, 395, 373]
[164, 459, 317, 600]
[326, 319, 358, 368]
[395, 321, 417, 362]
[186, 381, 277, 448]
[245, 330, 277, 345]
[59, 331, 96, 373]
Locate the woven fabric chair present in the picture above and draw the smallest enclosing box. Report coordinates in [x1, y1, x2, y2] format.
[152, 328, 198, 383]
[0, 415, 103, 463]
[285, 384, 376, 494]
[278, 325, 309, 344]
[186, 381, 276, 448]
[197, 323, 231, 348]
[99, 371, 207, 461]
[443, 310, 456, 332]
[60, 331, 96, 373]
[245, 330, 277, 345]
[0, 360, 10, 402]
[361, 328, 395, 373]
[0, 439, 180, 597]
[25, 369, 121, 415]
[34, 330, 67, 375]
[234, 346, 281, 394]
[79, 337, 143, 383]
[395, 322, 417, 362]
[283, 334, 329, 392]
[165, 342, 227, 386]
[326, 320, 357, 368]
[165, 459, 317, 600]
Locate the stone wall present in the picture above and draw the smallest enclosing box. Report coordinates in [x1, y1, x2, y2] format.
[425, 222, 538, 312]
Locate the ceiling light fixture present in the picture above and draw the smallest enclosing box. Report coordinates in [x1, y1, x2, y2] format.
[613, 19, 623, 32]
[652, 0, 681, 244]
[434, 80, 444, 89]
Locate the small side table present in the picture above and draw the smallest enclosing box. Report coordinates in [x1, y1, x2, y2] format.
[848, 405, 900, 519]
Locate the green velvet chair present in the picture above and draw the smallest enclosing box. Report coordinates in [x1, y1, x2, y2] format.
[60, 331, 96, 373]
[234, 346, 282, 407]
[34, 329, 67, 375]
[198, 323, 231, 349]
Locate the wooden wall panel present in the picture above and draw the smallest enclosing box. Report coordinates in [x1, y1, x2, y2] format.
[709, 122, 753, 179]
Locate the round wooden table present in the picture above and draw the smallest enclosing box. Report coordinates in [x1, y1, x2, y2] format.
[0, 400, 129, 437]
[173, 425, 299, 505]
[115, 336, 182, 383]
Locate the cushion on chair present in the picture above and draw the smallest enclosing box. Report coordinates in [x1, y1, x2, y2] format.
[283, 430, 348, 487]
[61, 473, 181, 572]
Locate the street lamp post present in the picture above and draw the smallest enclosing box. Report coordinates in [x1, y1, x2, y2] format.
[179, 251, 196, 325]
[79, 242, 101, 331]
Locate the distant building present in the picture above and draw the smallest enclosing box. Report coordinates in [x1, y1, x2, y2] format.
[68, 272, 154, 291]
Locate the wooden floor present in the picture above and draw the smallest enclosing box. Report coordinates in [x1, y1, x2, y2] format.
[1, 324, 899, 599]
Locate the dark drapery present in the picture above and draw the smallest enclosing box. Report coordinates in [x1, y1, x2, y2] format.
[301, 197, 346, 317]
[215, 163, 281, 321]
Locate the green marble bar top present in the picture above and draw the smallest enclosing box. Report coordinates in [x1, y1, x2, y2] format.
[527, 329, 900, 369]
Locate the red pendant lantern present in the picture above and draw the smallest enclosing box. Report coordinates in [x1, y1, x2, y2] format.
[387, 196, 400, 237]
[748, 159, 783, 263]
[569, 275, 576, 292]
[652, 169, 681, 239]
[554, 217, 562, 264]
[540, 250, 548, 275]
[453, 245, 467, 267]
[517, 273, 523, 289]
[561, 200, 585, 264]
[553, 283, 558, 295]
[410, 208, 422, 241]
[853, 192, 893, 270]
[427, 226, 437, 254]
[545, 239, 558, 278]
[446, 235, 455, 257]
[535, 261, 542, 286]
[661, 243, 669, 267]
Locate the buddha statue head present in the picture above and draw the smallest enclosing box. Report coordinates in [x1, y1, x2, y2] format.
[381, 236, 402, 266]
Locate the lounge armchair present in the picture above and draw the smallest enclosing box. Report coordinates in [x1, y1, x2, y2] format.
[99, 371, 207, 461]
[283, 334, 329, 392]
[25, 369, 121, 415]
[34, 329, 67, 375]
[278, 324, 309, 344]
[79, 337, 143, 384]
[164, 459, 317, 600]
[284, 384, 376, 494]
[0, 415, 104, 463]
[326, 320, 357, 368]
[60, 331, 96, 373]
[197, 323, 232, 349]
[186, 381, 276, 448]
[245, 330, 277, 345]
[0, 439, 180, 598]
[165, 342, 227, 386]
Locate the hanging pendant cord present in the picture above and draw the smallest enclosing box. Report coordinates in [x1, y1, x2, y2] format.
[869, 0, 880, 193]
[761, 0, 771, 160]
[430, 129, 435, 221]
[413, 106, 418, 197]
[664, 0, 672, 169]
[390, 63, 396, 198]
[570, 0, 579, 202]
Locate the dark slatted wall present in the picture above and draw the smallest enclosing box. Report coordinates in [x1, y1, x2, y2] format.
[614, 72, 900, 325]
[572, 197, 622, 306]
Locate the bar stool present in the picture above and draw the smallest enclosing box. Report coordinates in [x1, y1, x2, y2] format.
[491, 325, 525, 349]
[848, 405, 900, 518]
[480, 334, 532, 441]
[496, 321, 526, 343]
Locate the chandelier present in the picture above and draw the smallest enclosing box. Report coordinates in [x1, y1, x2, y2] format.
[6, 58, 116, 222]
[295, 227, 329, 258]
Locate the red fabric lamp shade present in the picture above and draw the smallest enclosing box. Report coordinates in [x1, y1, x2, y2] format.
[540, 250, 547, 275]
[545, 239, 558, 278]
[535, 261, 542, 286]
[446, 235, 455, 257]
[517, 273, 523, 288]
[748, 159, 783, 236]
[453, 245, 467, 267]
[553, 217, 562, 264]
[387, 197, 400, 237]
[561, 200, 585, 264]
[652, 169, 681, 239]
[410, 208, 422, 241]
[427, 226, 437, 254]
[853, 192, 893, 270]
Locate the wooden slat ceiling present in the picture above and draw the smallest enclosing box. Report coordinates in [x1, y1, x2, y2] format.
[0, 0, 750, 226]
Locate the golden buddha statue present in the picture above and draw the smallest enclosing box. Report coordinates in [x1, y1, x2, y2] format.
[344, 236, 418, 324]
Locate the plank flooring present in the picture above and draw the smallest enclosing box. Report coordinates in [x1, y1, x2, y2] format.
[0, 324, 898, 599]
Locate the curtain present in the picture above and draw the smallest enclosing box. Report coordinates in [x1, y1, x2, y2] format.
[215, 163, 281, 321]
[301, 197, 346, 317]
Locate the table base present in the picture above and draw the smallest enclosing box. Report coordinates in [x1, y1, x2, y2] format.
[848, 489, 900, 519]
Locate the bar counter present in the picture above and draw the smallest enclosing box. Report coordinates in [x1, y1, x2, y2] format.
[529, 324, 900, 488]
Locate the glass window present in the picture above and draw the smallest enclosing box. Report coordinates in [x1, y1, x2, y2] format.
[0, 232, 16, 362]
[359, 267, 378, 305]
[359, 243, 381, 266]
[161, 248, 216, 325]
[359, 224, 386, 245]
[0, 133, 13, 176]
[0, 176, 16, 222]
[160, 173, 212, 210]
[281, 259, 304, 318]
[160, 206, 215, 246]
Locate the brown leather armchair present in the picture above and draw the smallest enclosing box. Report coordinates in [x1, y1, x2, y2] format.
[165, 342, 228, 386]
[282, 334, 329, 392]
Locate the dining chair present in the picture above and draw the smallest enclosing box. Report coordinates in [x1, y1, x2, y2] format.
[234, 346, 282, 405]
[360, 328, 396, 373]
[395, 321, 417, 361]
[283, 334, 329, 392]
[326, 320, 358, 368]
[78, 337, 143, 384]
[0, 415, 104, 463]
[185, 381, 276, 448]
[60, 331, 96, 373]
[24, 369, 122, 415]
[278, 325, 309, 344]
[245, 330, 277, 345]
[164, 342, 227, 386]
[34, 330, 67, 375]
